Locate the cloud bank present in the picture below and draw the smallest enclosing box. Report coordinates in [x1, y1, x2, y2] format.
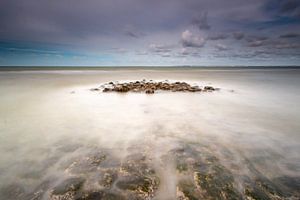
[0, 0, 299, 66]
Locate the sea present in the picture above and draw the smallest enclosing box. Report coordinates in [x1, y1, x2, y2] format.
[0, 67, 299, 199]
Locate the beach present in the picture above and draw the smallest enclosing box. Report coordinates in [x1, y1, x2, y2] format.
[0, 68, 299, 199]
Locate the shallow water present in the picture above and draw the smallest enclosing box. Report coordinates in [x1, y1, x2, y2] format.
[0, 68, 299, 199]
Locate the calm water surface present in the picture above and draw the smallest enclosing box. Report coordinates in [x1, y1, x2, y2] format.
[0, 68, 299, 199]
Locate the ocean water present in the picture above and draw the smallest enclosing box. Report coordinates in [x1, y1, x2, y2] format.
[0, 68, 299, 199]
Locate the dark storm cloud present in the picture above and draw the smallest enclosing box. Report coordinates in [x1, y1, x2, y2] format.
[248, 41, 265, 47]
[279, 33, 300, 38]
[265, 0, 300, 18]
[246, 36, 269, 42]
[0, 0, 279, 45]
[246, 35, 269, 47]
[125, 31, 140, 38]
[0, 0, 300, 65]
[123, 25, 145, 38]
[275, 43, 300, 49]
[192, 12, 211, 30]
[207, 33, 228, 40]
[279, 0, 300, 15]
[0, 0, 183, 43]
[233, 32, 245, 40]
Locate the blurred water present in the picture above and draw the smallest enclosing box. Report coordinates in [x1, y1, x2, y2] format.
[0, 68, 299, 199]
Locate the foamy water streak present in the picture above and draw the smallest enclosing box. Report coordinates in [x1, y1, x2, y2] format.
[0, 68, 299, 199]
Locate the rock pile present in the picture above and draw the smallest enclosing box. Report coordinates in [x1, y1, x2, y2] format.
[91, 80, 217, 94]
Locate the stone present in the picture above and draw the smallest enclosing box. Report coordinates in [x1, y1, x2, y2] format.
[116, 175, 159, 198]
[145, 89, 154, 94]
[75, 191, 125, 200]
[203, 86, 215, 91]
[103, 88, 111, 92]
[0, 183, 25, 200]
[93, 80, 219, 94]
[52, 177, 85, 195]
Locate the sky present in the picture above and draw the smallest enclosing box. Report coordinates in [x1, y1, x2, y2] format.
[0, 0, 300, 66]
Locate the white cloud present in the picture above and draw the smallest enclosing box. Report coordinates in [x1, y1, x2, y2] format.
[181, 30, 205, 48]
[215, 44, 228, 51]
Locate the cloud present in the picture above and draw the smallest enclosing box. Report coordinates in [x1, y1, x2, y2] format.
[192, 12, 210, 30]
[215, 44, 228, 51]
[0, 0, 300, 65]
[265, 0, 300, 19]
[181, 30, 205, 48]
[123, 25, 145, 38]
[5, 47, 60, 55]
[279, 0, 300, 14]
[207, 33, 228, 40]
[248, 40, 264, 47]
[246, 36, 269, 42]
[279, 33, 300, 38]
[135, 50, 148, 56]
[180, 48, 190, 56]
[175, 47, 201, 58]
[233, 32, 245, 40]
[246, 35, 269, 47]
[275, 43, 300, 49]
[110, 48, 128, 53]
[149, 44, 172, 53]
[125, 31, 140, 38]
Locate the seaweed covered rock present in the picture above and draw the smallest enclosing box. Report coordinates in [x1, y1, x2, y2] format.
[91, 80, 217, 94]
[116, 153, 160, 199]
[50, 177, 85, 199]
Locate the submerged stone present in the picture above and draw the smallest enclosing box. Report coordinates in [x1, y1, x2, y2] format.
[52, 177, 85, 195]
[98, 170, 118, 188]
[0, 183, 25, 200]
[75, 191, 125, 200]
[177, 179, 201, 200]
[116, 175, 159, 198]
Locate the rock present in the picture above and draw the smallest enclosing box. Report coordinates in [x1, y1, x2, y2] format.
[94, 80, 219, 94]
[0, 183, 25, 200]
[203, 86, 215, 91]
[103, 88, 111, 92]
[75, 191, 125, 200]
[98, 170, 118, 188]
[116, 175, 159, 198]
[273, 176, 300, 193]
[65, 153, 107, 174]
[244, 186, 271, 200]
[145, 89, 154, 94]
[52, 177, 85, 195]
[114, 85, 130, 92]
[116, 153, 160, 198]
[177, 180, 201, 200]
[191, 86, 201, 92]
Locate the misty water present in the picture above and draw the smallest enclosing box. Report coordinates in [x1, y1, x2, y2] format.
[0, 68, 299, 200]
